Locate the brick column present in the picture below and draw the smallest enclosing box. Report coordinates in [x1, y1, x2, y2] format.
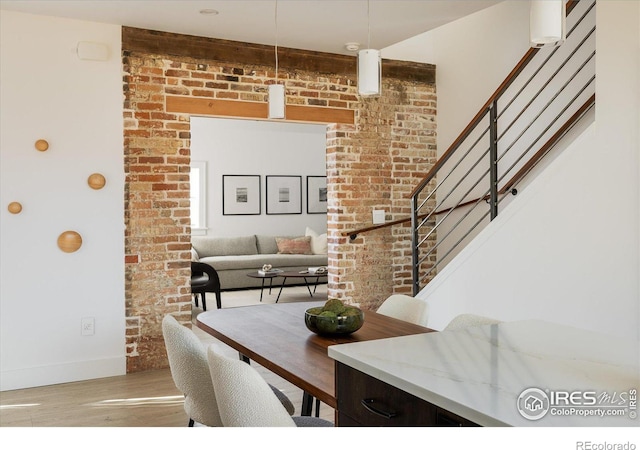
[327, 82, 437, 310]
[123, 53, 192, 371]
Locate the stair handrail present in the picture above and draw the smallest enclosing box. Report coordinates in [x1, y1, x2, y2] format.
[410, 0, 593, 294]
[409, 49, 539, 199]
[343, 1, 584, 241]
[341, 93, 595, 240]
[342, 48, 552, 240]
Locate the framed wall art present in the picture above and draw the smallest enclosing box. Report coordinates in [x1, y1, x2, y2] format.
[266, 175, 302, 215]
[306, 176, 327, 214]
[222, 175, 261, 215]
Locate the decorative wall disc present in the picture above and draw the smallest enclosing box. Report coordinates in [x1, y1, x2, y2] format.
[7, 202, 22, 214]
[87, 173, 106, 190]
[57, 230, 83, 253]
[35, 139, 49, 152]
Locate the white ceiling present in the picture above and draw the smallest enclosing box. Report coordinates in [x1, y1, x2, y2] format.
[0, 0, 502, 55]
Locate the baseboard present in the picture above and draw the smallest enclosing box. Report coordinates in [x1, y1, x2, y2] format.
[1, 356, 126, 391]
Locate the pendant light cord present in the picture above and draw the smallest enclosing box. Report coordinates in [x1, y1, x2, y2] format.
[367, 0, 371, 49]
[274, 0, 279, 83]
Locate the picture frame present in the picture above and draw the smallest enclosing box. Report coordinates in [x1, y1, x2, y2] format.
[266, 175, 302, 215]
[222, 175, 261, 215]
[306, 176, 327, 214]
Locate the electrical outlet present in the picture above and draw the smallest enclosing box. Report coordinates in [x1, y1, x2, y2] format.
[372, 209, 386, 224]
[81, 317, 95, 336]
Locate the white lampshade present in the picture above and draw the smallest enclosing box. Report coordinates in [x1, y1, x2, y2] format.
[530, 0, 566, 48]
[268, 84, 285, 119]
[358, 49, 381, 97]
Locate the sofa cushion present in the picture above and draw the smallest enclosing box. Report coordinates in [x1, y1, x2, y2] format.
[276, 236, 312, 255]
[192, 235, 257, 257]
[256, 235, 294, 255]
[305, 227, 328, 255]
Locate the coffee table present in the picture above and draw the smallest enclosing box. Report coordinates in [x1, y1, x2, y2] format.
[246, 271, 280, 302]
[275, 270, 327, 302]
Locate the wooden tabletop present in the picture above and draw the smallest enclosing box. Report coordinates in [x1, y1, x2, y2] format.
[196, 301, 433, 410]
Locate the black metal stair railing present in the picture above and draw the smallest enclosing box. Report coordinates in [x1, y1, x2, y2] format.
[411, 0, 596, 295]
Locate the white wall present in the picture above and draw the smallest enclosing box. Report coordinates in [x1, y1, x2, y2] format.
[413, 1, 640, 341]
[190, 117, 328, 238]
[0, 11, 125, 390]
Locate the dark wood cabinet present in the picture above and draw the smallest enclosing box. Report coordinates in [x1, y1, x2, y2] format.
[336, 362, 478, 427]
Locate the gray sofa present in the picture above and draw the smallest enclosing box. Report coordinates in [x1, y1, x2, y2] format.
[191, 235, 328, 290]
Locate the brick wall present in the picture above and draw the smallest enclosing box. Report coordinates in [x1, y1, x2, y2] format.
[327, 85, 438, 310]
[122, 29, 436, 371]
[123, 54, 192, 371]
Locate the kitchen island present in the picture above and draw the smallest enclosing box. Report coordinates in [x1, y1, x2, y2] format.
[328, 320, 639, 427]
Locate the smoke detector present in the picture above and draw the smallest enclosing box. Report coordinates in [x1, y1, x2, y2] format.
[344, 42, 360, 52]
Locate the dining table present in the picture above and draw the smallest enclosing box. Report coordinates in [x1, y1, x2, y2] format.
[196, 300, 433, 417]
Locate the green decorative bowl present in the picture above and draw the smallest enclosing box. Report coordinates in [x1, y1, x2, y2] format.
[304, 307, 364, 336]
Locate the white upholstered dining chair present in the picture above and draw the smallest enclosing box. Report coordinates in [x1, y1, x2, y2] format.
[161, 315, 294, 427]
[444, 313, 502, 330]
[206, 345, 333, 427]
[376, 294, 429, 326]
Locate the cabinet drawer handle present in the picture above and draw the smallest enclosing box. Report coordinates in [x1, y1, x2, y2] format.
[361, 398, 398, 419]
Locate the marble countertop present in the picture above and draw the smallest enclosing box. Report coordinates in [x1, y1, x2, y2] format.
[328, 320, 639, 426]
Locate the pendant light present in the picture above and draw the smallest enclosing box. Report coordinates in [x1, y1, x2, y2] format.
[268, 0, 285, 119]
[529, 0, 566, 48]
[358, 0, 381, 97]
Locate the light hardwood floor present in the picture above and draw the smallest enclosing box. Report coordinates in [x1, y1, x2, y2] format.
[0, 284, 334, 427]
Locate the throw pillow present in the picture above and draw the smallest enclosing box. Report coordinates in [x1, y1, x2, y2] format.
[191, 247, 199, 262]
[305, 227, 328, 255]
[275, 236, 313, 255]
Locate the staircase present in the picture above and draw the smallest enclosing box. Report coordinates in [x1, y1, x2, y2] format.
[410, 0, 596, 295]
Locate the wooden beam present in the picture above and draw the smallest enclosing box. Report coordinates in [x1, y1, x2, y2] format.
[167, 96, 264, 119]
[382, 59, 436, 84]
[285, 105, 354, 124]
[122, 27, 435, 84]
[166, 96, 355, 124]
